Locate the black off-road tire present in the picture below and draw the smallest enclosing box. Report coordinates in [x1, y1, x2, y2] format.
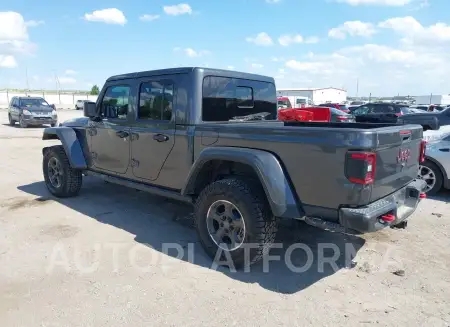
[8, 114, 16, 126]
[419, 160, 443, 195]
[194, 177, 278, 268]
[19, 115, 27, 128]
[43, 145, 83, 198]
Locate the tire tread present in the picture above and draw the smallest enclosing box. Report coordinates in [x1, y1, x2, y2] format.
[43, 145, 82, 197]
[194, 177, 278, 266]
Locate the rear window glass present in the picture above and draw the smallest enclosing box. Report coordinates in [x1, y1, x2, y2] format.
[202, 76, 277, 121]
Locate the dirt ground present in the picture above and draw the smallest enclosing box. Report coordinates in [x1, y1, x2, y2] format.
[0, 109, 449, 327]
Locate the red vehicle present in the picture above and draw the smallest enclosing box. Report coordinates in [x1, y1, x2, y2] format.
[278, 106, 355, 123]
[318, 103, 350, 114]
[278, 107, 331, 122]
[277, 97, 292, 109]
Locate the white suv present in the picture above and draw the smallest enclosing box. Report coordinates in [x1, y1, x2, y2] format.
[75, 100, 88, 110]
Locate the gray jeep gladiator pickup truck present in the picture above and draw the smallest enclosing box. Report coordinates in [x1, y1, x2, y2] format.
[41, 67, 427, 266]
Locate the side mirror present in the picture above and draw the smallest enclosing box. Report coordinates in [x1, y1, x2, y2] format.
[83, 101, 97, 118]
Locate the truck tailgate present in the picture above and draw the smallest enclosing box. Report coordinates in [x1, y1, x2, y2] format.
[370, 125, 423, 203]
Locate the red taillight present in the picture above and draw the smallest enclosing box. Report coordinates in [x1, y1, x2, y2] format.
[395, 112, 402, 117]
[336, 116, 348, 121]
[380, 214, 395, 222]
[419, 140, 426, 163]
[346, 152, 377, 185]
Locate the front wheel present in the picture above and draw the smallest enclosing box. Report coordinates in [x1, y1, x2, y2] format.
[418, 160, 443, 195]
[8, 114, 15, 126]
[194, 178, 278, 268]
[43, 145, 83, 197]
[19, 115, 27, 128]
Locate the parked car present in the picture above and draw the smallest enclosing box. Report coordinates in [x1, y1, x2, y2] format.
[75, 100, 89, 110]
[429, 105, 446, 112]
[418, 129, 450, 194]
[397, 107, 450, 130]
[309, 106, 354, 122]
[41, 67, 427, 267]
[410, 105, 429, 111]
[8, 96, 58, 128]
[277, 96, 292, 109]
[348, 101, 366, 111]
[318, 103, 350, 113]
[350, 103, 439, 130]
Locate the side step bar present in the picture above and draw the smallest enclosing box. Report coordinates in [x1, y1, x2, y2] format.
[85, 171, 193, 204]
[303, 216, 351, 234]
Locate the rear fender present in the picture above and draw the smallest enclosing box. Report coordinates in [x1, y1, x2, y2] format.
[182, 147, 303, 219]
[42, 127, 87, 169]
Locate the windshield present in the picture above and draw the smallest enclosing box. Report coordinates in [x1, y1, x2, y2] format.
[19, 98, 49, 107]
[277, 100, 290, 107]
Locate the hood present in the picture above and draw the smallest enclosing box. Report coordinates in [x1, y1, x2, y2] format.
[60, 117, 90, 127]
[23, 105, 53, 112]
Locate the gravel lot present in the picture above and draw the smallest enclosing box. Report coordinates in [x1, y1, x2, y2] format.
[1, 109, 449, 327]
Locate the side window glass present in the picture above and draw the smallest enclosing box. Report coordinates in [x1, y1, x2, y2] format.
[100, 85, 130, 119]
[353, 106, 369, 115]
[202, 76, 276, 121]
[372, 105, 387, 113]
[138, 81, 173, 121]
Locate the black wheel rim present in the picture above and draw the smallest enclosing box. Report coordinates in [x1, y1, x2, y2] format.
[206, 200, 246, 251]
[48, 157, 63, 188]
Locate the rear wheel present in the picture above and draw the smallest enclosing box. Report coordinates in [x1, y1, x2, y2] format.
[418, 160, 443, 195]
[194, 177, 278, 268]
[43, 145, 83, 197]
[8, 114, 15, 126]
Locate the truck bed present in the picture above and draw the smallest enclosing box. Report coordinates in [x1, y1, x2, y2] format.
[195, 121, 423, 221]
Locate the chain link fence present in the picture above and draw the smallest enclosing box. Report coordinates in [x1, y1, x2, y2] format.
[0, 89, 98, 108]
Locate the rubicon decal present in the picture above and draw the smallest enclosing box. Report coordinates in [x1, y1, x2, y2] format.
[397, 148, 411, 163]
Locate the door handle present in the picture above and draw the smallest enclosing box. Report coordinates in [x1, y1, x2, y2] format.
[153, 134, 169, 142]
[116, 130, 129, 138]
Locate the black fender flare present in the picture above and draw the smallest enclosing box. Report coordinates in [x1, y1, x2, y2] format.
[42, 127, 87, 169]
[182, 147, 303, 219]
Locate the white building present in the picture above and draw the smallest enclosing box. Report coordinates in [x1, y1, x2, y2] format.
[413, 95, 450, 105]
[277, 87, 347, 106]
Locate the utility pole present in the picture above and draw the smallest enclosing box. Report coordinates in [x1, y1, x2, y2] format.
[53, 71, 61, 104]
[25, 67, 29, 91]
[356, 78, 359, 98]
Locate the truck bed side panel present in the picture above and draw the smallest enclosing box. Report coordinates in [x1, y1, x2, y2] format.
[194, 123, 422, 220]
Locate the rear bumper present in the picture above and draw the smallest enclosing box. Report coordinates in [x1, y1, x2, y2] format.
[339, 179, 427, 233]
